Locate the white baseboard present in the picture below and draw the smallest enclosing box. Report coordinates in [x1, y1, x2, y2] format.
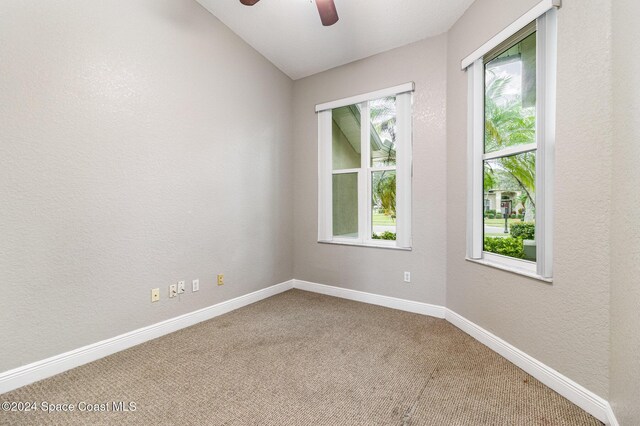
[445, 309, 613, 424]
[0, 280, 294, 395]
[0, 278, 619, 426]
[604, 403, 620, 426]
[293, 280, 616, 425]
[293, 279, 446, 319]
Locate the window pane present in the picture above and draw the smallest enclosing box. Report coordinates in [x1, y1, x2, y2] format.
[370, 97, 397, 167]
[371, 170, 396, 240]
[484, 32, 536, 154]
[483, 152, 536, 261]
[332, 104, 361, 170]
[333, 173, 358, 238]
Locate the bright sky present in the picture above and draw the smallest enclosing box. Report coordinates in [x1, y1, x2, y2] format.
[489, 60, 522, 107]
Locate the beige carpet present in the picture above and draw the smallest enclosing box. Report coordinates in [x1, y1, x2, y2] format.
[1, 289, 601, 425]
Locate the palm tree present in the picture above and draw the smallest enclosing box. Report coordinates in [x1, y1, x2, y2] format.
[370, 97, 398, 218]
[370, 97, 397, 166]
[374, 172, 396, 218]
[484, 74, 536, 210]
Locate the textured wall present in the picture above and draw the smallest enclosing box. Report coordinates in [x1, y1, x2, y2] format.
[1, 0, 629, 411]
[610, 0, 640, 423]
[292, 36, 448, 306]
[0, 0, 293, 372]
[446, 0, 612, 398]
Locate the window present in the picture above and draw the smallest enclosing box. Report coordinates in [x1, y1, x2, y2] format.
[464, 3, 558, 280]
[316, 83, 414, 249]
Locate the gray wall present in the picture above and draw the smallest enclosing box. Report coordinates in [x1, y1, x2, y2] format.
[0, 0, 294, 372]
[610, 0, 640, 423]
[446, 0, 612, 398]
[293, 1, 616, 400]
[2, 0, 635, 415]
[293, 35, 448, 306]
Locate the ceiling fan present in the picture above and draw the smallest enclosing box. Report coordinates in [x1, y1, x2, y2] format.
[239, 0, 339, 27]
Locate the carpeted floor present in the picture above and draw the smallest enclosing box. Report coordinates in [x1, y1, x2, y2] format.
[1, 289, 601, 425]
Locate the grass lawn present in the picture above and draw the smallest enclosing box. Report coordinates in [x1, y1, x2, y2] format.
[484, 218, 523, 226]
[485, 232, 510, 237]
[373, 212, 396, 226]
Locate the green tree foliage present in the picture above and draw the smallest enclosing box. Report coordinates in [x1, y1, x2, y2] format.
[484, 74, 536, 209]
[374, 172, 396, 218]
[483, 74, 538, 258]
[510, 221, 535, 240]
[484, 76, 536, 152]
[370, 97, 398, 219]
[370, 97, 397, 166]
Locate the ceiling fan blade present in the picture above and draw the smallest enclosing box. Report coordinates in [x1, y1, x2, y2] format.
[315, 0, 339, 26]
[239, 0, 260, 5]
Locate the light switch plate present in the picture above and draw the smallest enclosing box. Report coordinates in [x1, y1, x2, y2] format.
[192, 279, 199, 292]
[177, 280, 185, 294]
[151, 288, 160, 302]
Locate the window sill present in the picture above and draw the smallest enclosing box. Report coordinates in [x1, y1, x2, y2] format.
[465, 257, 552, 283]
[318, 240, 412, 251]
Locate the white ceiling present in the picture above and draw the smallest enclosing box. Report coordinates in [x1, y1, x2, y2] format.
[196, 0, 474, 80]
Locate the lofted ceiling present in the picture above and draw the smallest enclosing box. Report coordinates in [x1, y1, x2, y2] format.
[195, 0, 474, 80]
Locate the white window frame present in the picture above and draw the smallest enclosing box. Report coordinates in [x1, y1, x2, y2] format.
[464, 1, 558, 280]
[316, 83, 414, 250]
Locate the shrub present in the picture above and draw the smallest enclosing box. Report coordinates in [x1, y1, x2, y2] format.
[516, 214, 524, 219]
[510, 222, 535, 240]
[487, 213, 495, 219]
[484, 237, 524, 258]
[372, 231, 396, 240]
[496, 213, 503, 219]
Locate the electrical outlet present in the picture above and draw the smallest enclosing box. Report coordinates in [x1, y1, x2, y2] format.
[192, 279, 199, 292]
[217, 274, 224, 286]
[169, 284, 177, 298]
[151, 288, 160, 302]
[404, 272, 411, 283]
[177, 280, 185, 294]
